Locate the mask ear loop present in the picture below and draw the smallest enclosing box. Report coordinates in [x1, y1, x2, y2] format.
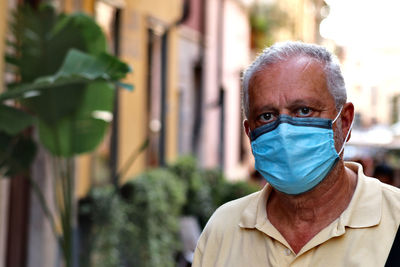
[332, 106, 343, 124]
[333, 106, 354, 155]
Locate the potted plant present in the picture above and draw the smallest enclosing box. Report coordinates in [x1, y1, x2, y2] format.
[0, 4, 132, 266]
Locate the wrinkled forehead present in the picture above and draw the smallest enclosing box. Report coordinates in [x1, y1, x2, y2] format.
[245, 55, 337, 119]
[248, 56, 328, 93]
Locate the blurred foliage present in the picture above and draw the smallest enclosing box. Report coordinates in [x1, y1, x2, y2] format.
[204, 168, 258, 207]
[2, 3, 131, 266]
[250, 3, 290, 50]
[120, 169, 186, 267]
[168, 156, 214, 228]
[0, 131, 36, 177]
[4, 4, 131, 158]
[80, 169, 186, 267]
[78, 156, 258, 266]
[79, 186, 135, 267]
[0, 105, 36, 177]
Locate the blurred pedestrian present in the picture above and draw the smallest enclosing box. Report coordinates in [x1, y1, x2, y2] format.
[352, 156, 375, 176]
[374, 162, 395, 186]
[193, 41, 400, 266]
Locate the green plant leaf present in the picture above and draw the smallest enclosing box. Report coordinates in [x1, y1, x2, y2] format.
[51, 12, 107, 55]
[0, 104, 34, 135]
[3, 5, 134, 266]
[37, 81, 114, 157]
[1, 49, 132, 103]
[8, 4, 62, 83]
[0, 132, 36, 177]
[36, 49, 131, 84]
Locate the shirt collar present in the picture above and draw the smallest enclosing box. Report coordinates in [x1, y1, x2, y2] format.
[239, 161, 382, 230]
[338, 161, 381, 228]
[238, 183, 270, 229]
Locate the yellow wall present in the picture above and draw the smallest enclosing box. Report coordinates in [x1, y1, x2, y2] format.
[118, 0, 182, 183]
[276, 0, 319, 43]
[82, 0, 95, 15]
[69, 0, 95, 198]
[118, 4, 148, 184]
[128, 0, 182, 24]
[166, 27, 179, 163]
[73, 0, 183, 195]
[64, 0, 94, 14]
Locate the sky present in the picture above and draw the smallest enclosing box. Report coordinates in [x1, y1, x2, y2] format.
[320, 0, 400, 48]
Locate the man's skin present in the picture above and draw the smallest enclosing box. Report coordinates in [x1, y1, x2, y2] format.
[243, 55, 358, 254]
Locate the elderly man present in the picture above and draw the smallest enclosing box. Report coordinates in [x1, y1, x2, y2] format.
[193, 41, 400, 266]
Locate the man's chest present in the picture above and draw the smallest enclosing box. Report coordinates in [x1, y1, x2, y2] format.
[202, 227, 393, 267]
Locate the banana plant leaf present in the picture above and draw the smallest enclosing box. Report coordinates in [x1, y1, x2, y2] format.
[5, 5, 110, 125]
[3, 4, 132, 158]
[0, 104, 34, 135]
[1, 49, 132, 103]
[0, 104, 36, 177]
[2, 5, 134, 266]
[37, 81, 115, 157]
[0, 132, 36, 177]
[36, 49, 132, 88]
[5, 5, 107, 83]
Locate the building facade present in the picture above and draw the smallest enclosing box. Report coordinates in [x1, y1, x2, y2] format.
[0, 0, 327, 265]
[1, 0, 184, 265]
[177, 0, 253, 180]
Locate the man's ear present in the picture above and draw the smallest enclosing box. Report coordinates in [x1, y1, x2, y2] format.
[244, 119, 250, 138]
[341, 102, 354, 142]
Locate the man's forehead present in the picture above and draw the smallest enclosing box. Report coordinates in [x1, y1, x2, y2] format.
[247, 55, 334, 110]
[251, 58, 319, 90]
[260, 55, 324, 75]
[249, 96, 326, 112]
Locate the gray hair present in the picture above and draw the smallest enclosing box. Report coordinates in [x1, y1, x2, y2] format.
[242, 41, 347, 118]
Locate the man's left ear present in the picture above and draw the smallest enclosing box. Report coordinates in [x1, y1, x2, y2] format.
[341, 102, 355, 141]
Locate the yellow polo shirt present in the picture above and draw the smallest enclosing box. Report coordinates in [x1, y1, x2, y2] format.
[193, 162, 400, 266]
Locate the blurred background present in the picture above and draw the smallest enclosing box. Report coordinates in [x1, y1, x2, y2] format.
[0, 0, 399, 266]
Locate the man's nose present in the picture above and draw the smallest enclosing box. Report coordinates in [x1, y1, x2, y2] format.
[278, 109, 292, 117]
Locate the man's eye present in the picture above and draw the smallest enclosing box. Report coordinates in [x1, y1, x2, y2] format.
[259, 113, 275, 122]
[298, 107, 312, 117]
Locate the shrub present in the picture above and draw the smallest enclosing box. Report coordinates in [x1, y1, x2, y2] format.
[168, 156, 214, 228]
[119, 168, 186, 267]
[78, 156, 258, 266]
[79, 186, 133, 267]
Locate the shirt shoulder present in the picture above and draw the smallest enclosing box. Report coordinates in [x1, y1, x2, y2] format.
[380, 181, 400, 221]
[380, 180, 400, 197]
[346, 162, 400, 225]
[193, 190, 261, 256]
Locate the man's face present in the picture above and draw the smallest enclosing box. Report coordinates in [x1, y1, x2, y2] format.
[244, 56, 338, 133]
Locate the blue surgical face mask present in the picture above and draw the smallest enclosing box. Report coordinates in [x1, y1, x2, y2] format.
[250, 108, 351, 195]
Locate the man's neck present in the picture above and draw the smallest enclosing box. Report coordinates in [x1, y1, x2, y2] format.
[267, 161, 358, 254]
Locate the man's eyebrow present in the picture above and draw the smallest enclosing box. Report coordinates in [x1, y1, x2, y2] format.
[252, 104, 279, 114]
[258, 104, 278, 110]
[288, 98, 324, 108]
